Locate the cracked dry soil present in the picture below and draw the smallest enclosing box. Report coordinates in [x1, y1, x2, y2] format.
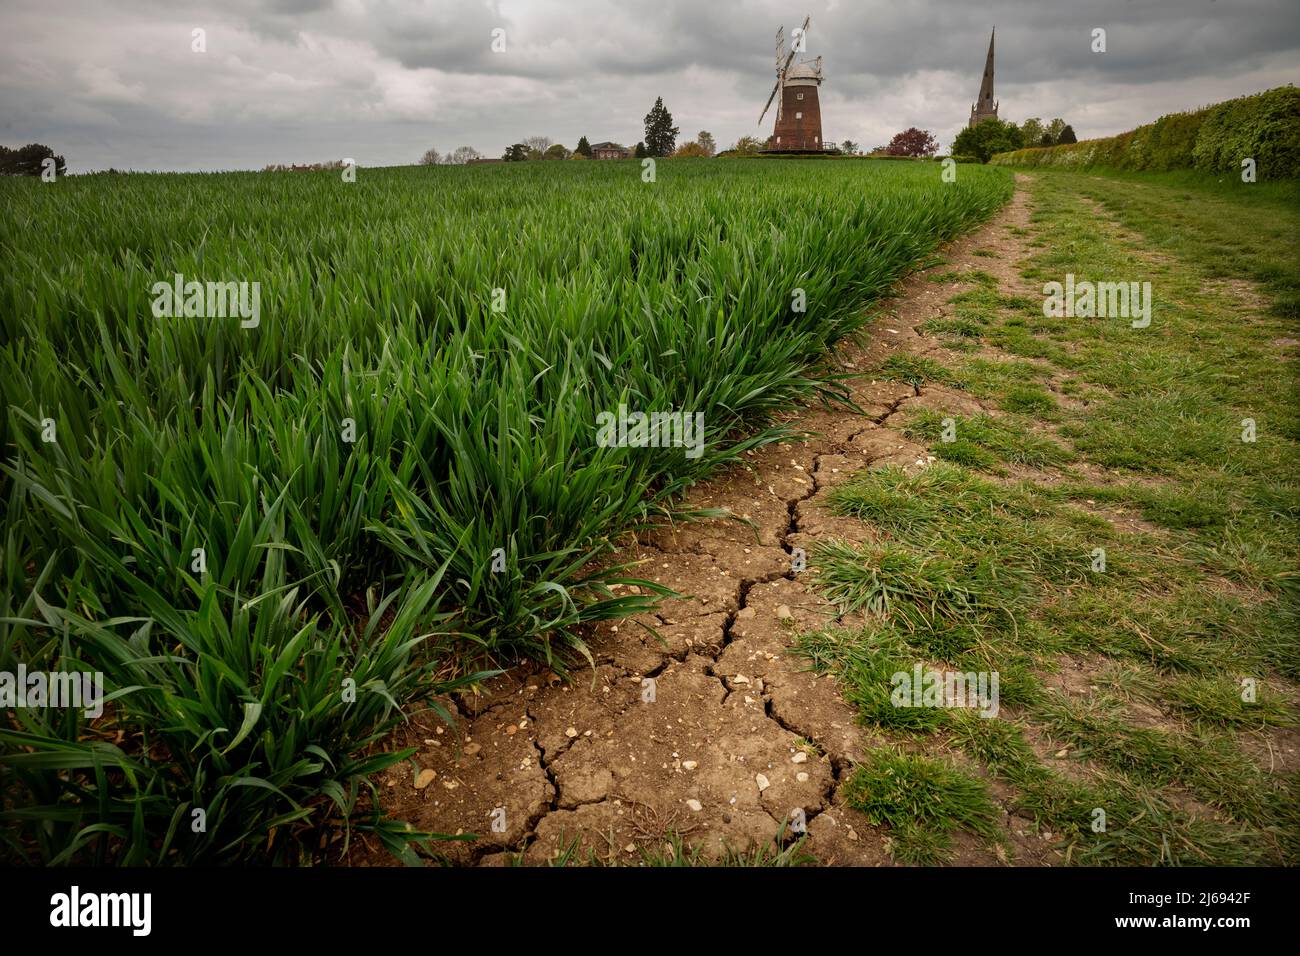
[358, 178, 1050, 867]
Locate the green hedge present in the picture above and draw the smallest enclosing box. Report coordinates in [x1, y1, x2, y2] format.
[991, 86, 1300, 178]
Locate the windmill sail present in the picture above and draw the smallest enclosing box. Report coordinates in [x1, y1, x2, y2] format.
[759, 16, 810, 125]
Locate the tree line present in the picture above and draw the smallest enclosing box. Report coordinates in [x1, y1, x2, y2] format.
[416, 97, 1078, 167]
[0, 143, 67, 176]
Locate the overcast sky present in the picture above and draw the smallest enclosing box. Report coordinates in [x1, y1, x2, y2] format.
[3, 0, 1297, 172]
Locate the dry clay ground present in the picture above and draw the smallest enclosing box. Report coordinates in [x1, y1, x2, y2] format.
[353, 176, 1200, 866]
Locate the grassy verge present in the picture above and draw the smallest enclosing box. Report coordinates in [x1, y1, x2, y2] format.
[802, 168, 1299, 865]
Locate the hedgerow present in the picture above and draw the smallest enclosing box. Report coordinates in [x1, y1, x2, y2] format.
[990, 86, 1300, 178]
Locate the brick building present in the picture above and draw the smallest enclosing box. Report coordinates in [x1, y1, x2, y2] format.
[590, 142, 629, 160]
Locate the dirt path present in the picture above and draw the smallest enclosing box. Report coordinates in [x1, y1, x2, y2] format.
[362, 176, 1057, 866]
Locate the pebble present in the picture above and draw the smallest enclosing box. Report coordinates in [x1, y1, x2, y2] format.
[732, 675, 750, 685]
[414, 769, 436, 789]
[756, 773, 771, 792]
[463, 742, 481, 756]
[776, 605, 793, 621]
[683, 760, 698, 770]
[792, 752, 808, 764]
[796, 772, 809, 783]
[685, 799, 703, 812]
[737, 607, 756, 620]
[565, 727, 578, 738]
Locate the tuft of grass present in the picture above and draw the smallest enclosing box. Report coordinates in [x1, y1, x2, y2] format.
[1163, 675, 1293, 729]
[927, 269, 999, 288]
[905, 410, 1073, 469]
[797, 626, 946, 730]
[843, 749, 1001, 849]
[1000, 384, 1058, 414]
[874, 354, 966, 388]
[920, 316, 985, 339]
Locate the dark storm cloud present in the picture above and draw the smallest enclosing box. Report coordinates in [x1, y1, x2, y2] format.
[0, 0, 1296, 171]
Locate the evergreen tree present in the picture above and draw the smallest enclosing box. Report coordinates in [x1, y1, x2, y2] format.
[643, 98, 680, 157]
[576, 135, 592, 158]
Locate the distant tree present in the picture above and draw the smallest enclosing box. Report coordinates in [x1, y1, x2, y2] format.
[0, 143, 66, 177]
[729, 135, 765, 156]
[952, 118, 1025, 163]
[1044, 118, 1067, 144]
[1057, 124, 1078, 145]
[1040, 134, 1054, 147]
[447, 146, 483, 165]
[419, 147, 442, 166]
[697, 131, 716, 156]
[524, 136, 553, 154]
[643, 97, 680, 157]
[544, 143, 570, 160]
[633, 141, 648, 158]
[575, 135, 592, 158]
[674, 141, 710, 158]
[1019, 118, 1044, 147]
[839, 139, 860, 155]
[884, 127, 940, 157]
[568, 150, 588, 160]
[502, 143, 528, 162]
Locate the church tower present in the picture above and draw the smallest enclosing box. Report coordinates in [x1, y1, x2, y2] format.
[969, 29, 998, 127]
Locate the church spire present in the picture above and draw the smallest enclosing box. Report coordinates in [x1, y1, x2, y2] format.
[969, 28, 999, 127]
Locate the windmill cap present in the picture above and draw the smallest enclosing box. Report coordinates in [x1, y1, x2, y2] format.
[784, 61, 822, 84]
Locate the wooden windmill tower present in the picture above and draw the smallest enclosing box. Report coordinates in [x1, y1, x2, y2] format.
[759, 15, 831, 152]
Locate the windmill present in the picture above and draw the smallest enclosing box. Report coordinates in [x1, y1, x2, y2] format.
[758, 14, 829, 152]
